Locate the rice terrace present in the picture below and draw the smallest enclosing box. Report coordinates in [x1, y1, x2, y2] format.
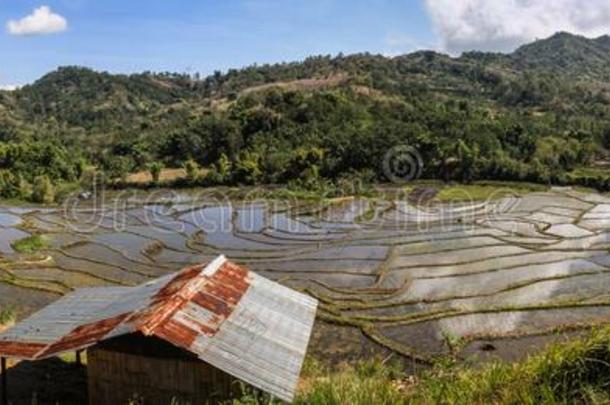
[7, 1, 610, 402]
[2, 183, 610, 368]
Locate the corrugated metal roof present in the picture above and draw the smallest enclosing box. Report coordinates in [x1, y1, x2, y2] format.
[0, 255, 318, 402]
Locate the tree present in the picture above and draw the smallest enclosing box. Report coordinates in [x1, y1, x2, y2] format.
[148, 162, 163, 184]
[216, 153, 232, 183]
[184, 160, 199, 183]
[234, 151, 262, 185]
[456, 140, 478, 183]
[103, 156, 132, 183]
[0, 170, 24, 199]
[31, 175, 55, 204]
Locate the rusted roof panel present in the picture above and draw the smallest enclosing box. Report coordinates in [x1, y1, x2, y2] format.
[186, 274, 318, 402]
[0, 255, 317, 402]
[0, 341, 46, 358]
[0, 287, 131, 351]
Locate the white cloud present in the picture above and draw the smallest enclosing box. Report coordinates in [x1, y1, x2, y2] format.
[7, 5, 68, 36]
[424, 0, 610, 54]
[0, 84, 19, 91]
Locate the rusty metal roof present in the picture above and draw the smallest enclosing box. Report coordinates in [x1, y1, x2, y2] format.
[0, 255, 318, 402]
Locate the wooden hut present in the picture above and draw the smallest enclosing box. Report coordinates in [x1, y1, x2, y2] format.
[87, 334, 240, 403]
[0, 255, 318, 404]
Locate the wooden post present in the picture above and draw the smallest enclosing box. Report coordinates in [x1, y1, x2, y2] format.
[76, 350, 82, 367]
[1, 357, 7, 405]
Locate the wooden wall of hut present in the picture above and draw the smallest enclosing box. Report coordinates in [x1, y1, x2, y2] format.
[87, 334, 239, 405]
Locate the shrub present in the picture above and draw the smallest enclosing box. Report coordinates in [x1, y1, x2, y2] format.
[234, 151, 262, 185]
[0, 170, 24, 199]
[0, 306, 15, 325]
[30, 175, 55, 204]
[148, 162, 163, 184]
[201, 168, 225, 187]
[184, 159, 199, 182]
[217, 153, 232, 182]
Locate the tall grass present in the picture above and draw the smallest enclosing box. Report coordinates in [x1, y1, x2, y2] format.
[294, 358, 405, 405]
[230, 357, 406, 405]
[230, 327, 610, 404]
[411, 327, 610, 404]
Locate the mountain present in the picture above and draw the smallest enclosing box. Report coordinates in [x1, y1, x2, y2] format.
[10, 66, 201, 129]
[2, 31, 610, 196]
[511, 32, 610, 77]
[5, 32, 610, 127]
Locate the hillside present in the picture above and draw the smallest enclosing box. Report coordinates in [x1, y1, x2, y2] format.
[512, 32, 610, 76]
[3, 32, 610, 200]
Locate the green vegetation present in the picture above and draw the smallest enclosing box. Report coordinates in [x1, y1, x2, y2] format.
[232, 326, 610, 404]
[411, 327, 610, 404]
[434, 182, 546, 202]
[148, 162, 163, 184]
[294, 358, 406, 405]
[4, 33, 610, 201]
[30, 175, 55, 204]
[231, 358, 406, 405]
[11, 234, 49, 254]
[0, 305, 15, 325]
[184, 159, 199, 182]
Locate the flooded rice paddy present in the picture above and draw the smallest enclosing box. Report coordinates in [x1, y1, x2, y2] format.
[2, 186, 610, 363]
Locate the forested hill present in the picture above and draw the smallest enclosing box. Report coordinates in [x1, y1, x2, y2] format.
[3, 31, 610, 199]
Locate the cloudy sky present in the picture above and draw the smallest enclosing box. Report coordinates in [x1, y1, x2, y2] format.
[0, 0, 609, 87]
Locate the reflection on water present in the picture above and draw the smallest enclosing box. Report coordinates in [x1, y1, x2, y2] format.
[2, 187, 610, 361]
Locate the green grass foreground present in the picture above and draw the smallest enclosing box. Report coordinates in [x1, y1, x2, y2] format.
[408, 329, 610, 404]
[235, 326, 610, 404]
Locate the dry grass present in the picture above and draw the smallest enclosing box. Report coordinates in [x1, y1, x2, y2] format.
[126, 168, 187, 184]
[210, 74, 349, 111]
[240, 74, 348, 96]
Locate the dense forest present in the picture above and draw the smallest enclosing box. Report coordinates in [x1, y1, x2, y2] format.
[3, 31, 610, 201]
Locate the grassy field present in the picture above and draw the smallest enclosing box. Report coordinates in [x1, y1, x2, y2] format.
[408, 327, 610, 404]
[233, 326, 610, 404]
[7, 328, 610, 404]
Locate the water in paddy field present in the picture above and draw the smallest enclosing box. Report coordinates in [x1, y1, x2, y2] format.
[3, 187, 610, 363]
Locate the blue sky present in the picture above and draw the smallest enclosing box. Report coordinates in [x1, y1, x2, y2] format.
[1, 0, 610, 87]
[0, 0, 436, 86]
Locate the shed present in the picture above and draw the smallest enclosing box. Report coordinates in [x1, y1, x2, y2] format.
[0, 255, 318, 404]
